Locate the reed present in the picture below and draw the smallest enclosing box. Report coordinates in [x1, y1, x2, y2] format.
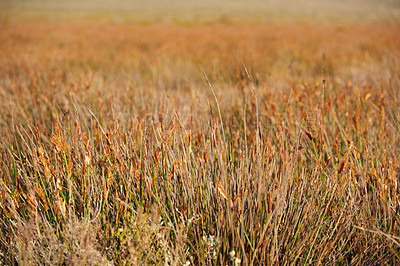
[0, 22, 399, 265]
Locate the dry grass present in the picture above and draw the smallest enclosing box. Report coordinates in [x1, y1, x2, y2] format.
[2, 0, 400, 24]
[1, 21, 400, 264]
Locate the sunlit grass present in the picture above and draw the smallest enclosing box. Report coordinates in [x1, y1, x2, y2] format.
[0, 21, 400, 264]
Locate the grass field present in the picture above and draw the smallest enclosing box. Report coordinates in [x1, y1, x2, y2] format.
[2, 0, 400, 23]
[1, 1, 400, 265]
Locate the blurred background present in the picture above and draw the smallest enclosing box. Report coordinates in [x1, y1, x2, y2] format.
[1, 0, 400, 24]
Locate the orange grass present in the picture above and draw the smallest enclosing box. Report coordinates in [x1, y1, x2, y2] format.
[0, 22, 400, 264]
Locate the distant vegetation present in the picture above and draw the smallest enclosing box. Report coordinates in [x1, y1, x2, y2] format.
[1, 0, 400, 23]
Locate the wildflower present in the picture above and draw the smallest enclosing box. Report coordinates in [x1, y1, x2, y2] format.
[235, 257, 241, 265]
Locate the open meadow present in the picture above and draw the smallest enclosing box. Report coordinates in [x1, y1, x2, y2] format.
[1, 0, 400, 265]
